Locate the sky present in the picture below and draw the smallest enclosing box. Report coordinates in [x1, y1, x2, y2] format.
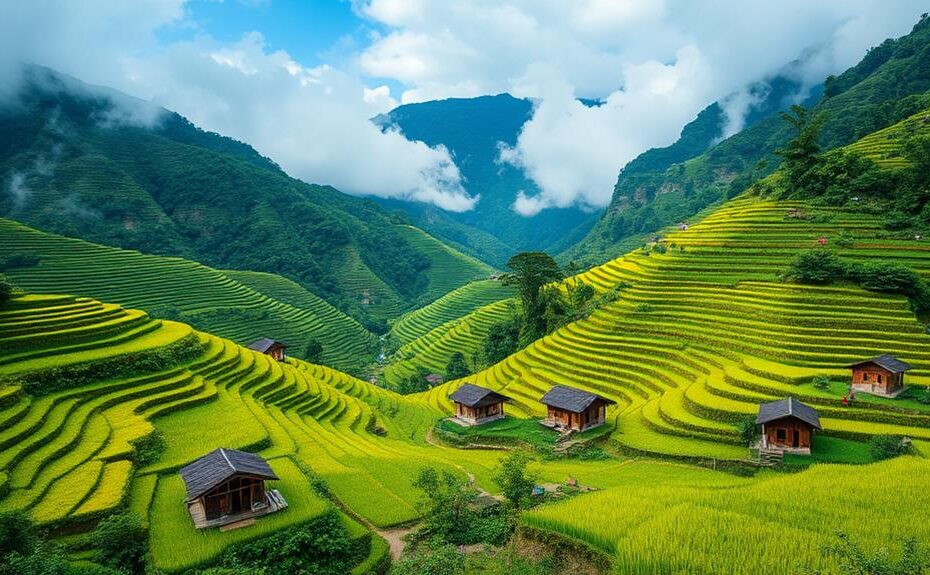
[1, 1, 928, 215]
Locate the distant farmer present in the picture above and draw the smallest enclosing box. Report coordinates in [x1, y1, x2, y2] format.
[679, 223, 688, 231]
[818, 236, 827, 246]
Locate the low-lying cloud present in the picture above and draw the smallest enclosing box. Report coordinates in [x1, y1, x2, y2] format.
[356, 0, 929, 215]
[0, 1, 476, 212]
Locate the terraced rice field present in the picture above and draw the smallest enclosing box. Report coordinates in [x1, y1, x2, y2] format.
[422, 197, 930, 460]
[393, 225, 494, 308]
[0, 292, 508, 571]
[845, 107, 930, 169]
[0, 218, 377, 370]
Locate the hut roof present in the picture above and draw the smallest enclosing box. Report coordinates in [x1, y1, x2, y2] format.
[247, 338, 286, 353]
[756, 397, 821, 429]
[179, 448, 278, 501]
[848, 354, 911, 374]
[449, 383, 511, 408]
[540, 385, 616, 413]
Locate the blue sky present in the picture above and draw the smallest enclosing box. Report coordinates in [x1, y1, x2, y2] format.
[158, 0, 403, 92]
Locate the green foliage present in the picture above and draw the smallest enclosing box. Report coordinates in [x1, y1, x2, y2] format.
[868, 435, 914, 461]
[413, 467, 478, 544]
[482, 313, 521, 367]
[0, 510, 36, 558]
[813, 532, 930, 575]
[813, 375, 831, 391]
[130, 430, 165, 466]
[395, 366, 432, 395]
[303, 339, 324, 364]
[0, 275, 14, 304]
[775, 105, 826, 191]
[492, 451, 536, 509]
[783, 249, 848, 285]
[735, 415, 759, 446]
[502, 252, 563, 341]
[220, 510, 357, 575]
[389, 543, 465, 575]
[445, 352, 470, 381]
[0, 253, 40, 269]
[91, 513, 147, 574]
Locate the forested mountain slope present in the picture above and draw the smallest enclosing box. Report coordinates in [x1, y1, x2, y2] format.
[571, 14, 930, 265]
[0, 66, 486, 329]
[0, 218, 377, 371]
[377, 94, 598, 265]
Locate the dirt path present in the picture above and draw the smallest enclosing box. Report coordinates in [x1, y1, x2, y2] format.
[375, 525, 417, 560]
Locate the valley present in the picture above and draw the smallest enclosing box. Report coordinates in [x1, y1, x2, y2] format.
[3, 8, 930, 575]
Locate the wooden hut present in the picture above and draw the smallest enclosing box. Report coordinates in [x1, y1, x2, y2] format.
[756, 397, 821, 454]
[449, 383, 510, 426]
[540, 385, 616, 432]
[849, 354, 911, 397]
[179, 448, 287, 529]
[247, 338, 288, 361]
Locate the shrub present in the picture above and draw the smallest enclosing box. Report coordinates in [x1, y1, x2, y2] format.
[91, 513, 147, 574]
[302, 338, 324, 364]
[868, 435, 914, 461]
[221, 510, 356, 575]
[812, 375, 831, 391]
[812, 532, 930, 575]
[0, 253, 40, 269]
[735, 415, 759, 446]
[389, 543, 465, 575]
[782, 249, 846, 284]
[445, 352, 470, 381]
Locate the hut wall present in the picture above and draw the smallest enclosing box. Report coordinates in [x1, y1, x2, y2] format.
[763, 419, 813, 450]
[852, 365, 903, 394]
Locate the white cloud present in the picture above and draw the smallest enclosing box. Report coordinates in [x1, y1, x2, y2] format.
[356, 0, 929, 214]
[0, 1, 476, 212]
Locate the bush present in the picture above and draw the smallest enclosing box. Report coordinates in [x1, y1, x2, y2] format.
[0, 276, 14, 305]
[221, 510, 357, 575]
[0, 510, 36, 558]
[445, 352, 470, 381]
[0, 253, 40, 269]
[735, 415, 759, 446]
[303, 339, 324, 364]
[389, 543, 465, 575]
[782, 249, 846, 285]
[91, 513, 147, 574]
[868, 435, 914, 461]
[812, 375, 831, 391]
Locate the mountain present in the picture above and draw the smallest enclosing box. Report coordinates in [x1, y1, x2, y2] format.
[0, 65, 490, 330]
[375, 94, 599, 265]
[570, 13, 930, 265]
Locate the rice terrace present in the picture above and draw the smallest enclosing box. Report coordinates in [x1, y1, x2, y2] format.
[3, 3, 930, 575]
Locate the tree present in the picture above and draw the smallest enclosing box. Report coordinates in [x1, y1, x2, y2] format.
[397, 366, 431, 395]
[91, 513, 147, 574]
[482, 314, 521, 366]
[492, 451, 536, 509]
[0, 510, 36, 559]
[502, 252, 563, 341]
[0, 276, 14, 305]
[783, 249, 847, 285]
[445, 352, 469, 381]
[413, 467, 478, 544]
[303, 338, 324, 363]
[775, 105, 825, 192]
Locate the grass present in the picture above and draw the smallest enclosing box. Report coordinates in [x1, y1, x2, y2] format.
[437, 416, 560, 449]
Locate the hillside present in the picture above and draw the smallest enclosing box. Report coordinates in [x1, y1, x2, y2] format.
[3, 192, 930, 572]
[0, 66, 485, 328]
[570, 14, 930, 265]
[0, 218, 377, 371]
[424, 195, 930, 461]
[377, 94, 598, 265]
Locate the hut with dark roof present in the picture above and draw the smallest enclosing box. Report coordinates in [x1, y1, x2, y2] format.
[179, 448, 287, 529]
[756, 397, 821, 454]
[540, 385, 616, 432]
[449, 383, 511, 426]
[849, 354, 911, 397]
[247, 338, 288, 361]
